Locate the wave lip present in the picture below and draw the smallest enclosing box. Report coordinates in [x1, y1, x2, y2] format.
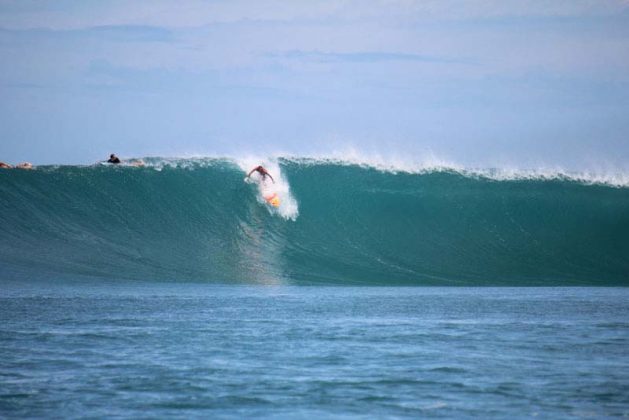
[35, 153, 629, 188]
[281, 155, 629, 188]
[1, 157, 628, 285]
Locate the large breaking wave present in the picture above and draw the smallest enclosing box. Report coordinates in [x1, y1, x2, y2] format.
[1, 157, 628, 285]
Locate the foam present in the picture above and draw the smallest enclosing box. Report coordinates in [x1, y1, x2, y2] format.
[278, 150, 629, 188]
[35, 152, 629, 188]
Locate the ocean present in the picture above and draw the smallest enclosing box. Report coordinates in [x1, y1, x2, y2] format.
[1, 158, 628, 285]
[1, 158, 628, 417]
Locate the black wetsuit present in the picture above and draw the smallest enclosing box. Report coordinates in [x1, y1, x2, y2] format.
[108, 157, 121, 164]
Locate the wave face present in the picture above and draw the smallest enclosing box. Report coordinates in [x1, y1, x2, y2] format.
[1, 159, 628, 285]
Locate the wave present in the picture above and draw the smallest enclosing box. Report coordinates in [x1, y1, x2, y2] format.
[1, 157, 628, 285]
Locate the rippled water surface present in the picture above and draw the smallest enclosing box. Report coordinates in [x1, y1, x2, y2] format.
[1, 284, 628, 418]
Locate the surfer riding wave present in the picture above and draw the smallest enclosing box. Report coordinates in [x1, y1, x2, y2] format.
[246, 166, 274, 183]
[245, 165, 281, 207]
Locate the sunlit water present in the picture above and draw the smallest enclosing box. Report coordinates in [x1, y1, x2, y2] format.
[1, 283, 628, 418]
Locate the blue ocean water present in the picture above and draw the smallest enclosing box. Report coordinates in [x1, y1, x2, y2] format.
[1, 158, 628, 417]
[1, 158, 628, 285]
[1, 284, 628, 418]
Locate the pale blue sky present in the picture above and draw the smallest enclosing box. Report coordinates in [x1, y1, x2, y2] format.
[1, 0, 628, 167]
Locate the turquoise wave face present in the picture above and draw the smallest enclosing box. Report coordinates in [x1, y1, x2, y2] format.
[1, 159, 628, 285]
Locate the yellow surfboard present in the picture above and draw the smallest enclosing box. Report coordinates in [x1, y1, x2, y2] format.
[264, 193, 281, 207]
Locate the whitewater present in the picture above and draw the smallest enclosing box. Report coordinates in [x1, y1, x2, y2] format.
[1, 156, 627, 285]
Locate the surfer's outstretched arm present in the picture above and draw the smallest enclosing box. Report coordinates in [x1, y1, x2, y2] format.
[246, 166, 274, 182]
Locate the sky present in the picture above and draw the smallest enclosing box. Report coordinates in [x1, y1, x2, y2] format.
[0, 0, 628, 168]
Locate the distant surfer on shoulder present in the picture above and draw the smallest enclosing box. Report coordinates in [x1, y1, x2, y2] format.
[246, 165, 274, 183]
[107, 154, 121, 164]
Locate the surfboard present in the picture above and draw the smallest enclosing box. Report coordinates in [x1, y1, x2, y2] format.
[245, 174, 281, 207]
[264, 192, 281, 207]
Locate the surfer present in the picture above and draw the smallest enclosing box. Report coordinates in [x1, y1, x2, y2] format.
[246, 166, 275, 183]
[107, 154, 121, 164]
